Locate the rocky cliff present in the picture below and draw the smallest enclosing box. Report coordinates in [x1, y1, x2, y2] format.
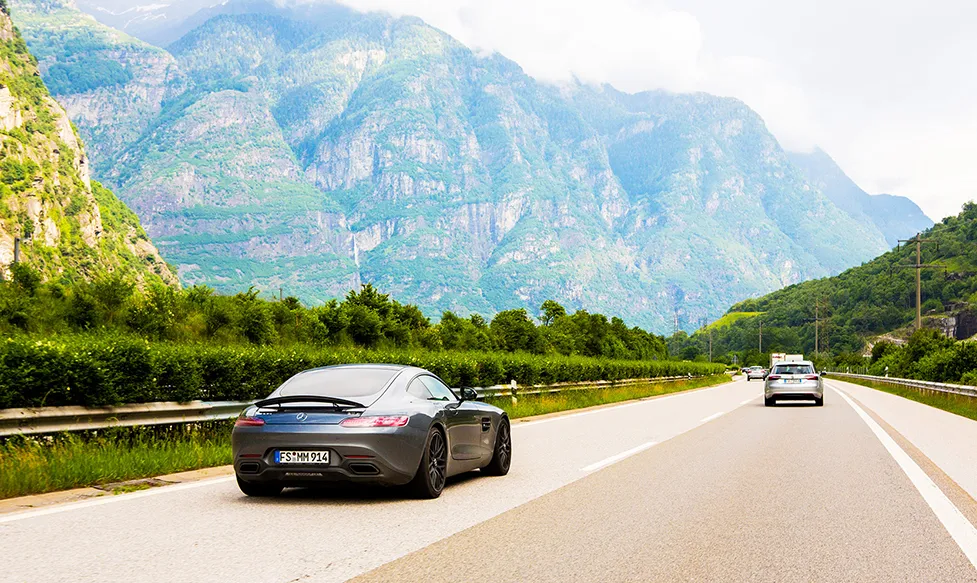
[0, 2, 175, 283]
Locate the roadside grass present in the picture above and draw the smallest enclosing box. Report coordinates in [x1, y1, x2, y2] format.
[488, 374, 732, 419]
[836, 377, 977, 423]
[0, 422, 232, 500]
[0, 375, 732, 500]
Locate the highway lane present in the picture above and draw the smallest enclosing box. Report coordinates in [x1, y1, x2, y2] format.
[4, 377, 977, 582]
[356, 383, 977, 582]
[0, 380, 757, 583]
[831, 378, 977, 502]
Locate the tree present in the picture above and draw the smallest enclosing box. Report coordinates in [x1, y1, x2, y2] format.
[540, 300, 567, 326]
[490, 309, 543, 353]
[10, 263, 40, 296]
[345, 304, 382, 347]
[345, 284, 392, 319]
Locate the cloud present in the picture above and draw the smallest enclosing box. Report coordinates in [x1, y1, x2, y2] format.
[338, 0, 821, 149]
[342, 0, 705, 89]
[840, 113, 977, 221]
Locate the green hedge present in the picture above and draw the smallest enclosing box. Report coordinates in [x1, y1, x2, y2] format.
[0, 335, 726, 408]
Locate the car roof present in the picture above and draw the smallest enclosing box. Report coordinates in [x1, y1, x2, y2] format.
[301, 363, 410, 373]
[773, 360, 815, 366]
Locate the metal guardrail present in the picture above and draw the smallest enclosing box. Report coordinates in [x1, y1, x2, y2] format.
[0, 401, 251, 437]
[475, 375, 696, 398]
[0, 375, 712, 436]
[829, 372, 977, 399]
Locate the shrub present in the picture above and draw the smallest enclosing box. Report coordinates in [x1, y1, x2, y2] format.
[0, 335, 726, 408]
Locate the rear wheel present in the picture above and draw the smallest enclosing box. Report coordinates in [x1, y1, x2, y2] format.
[409, 427, 447, 499]
[236, 476, 283, 497]
[483, 418, 511, 476]
[764, 397, 775, 407]
[814, 396, 824, 407]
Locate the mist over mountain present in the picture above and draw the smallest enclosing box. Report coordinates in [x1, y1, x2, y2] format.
[7, 0, 931, 331]
[788, 148, 933, 247]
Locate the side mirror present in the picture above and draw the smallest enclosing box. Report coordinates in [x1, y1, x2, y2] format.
[459, 387, 479, 401]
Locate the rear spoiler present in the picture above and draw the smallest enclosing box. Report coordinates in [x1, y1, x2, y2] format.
[254, 395, 366, 409]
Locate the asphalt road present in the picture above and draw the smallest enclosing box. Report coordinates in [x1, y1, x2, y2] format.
[3, 378, 977, 582]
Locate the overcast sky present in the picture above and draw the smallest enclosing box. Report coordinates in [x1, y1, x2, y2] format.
[339, 0, 977, 221]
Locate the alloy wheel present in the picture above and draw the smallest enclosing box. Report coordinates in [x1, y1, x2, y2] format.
[497, 422, 511, 471]
[428, 430, 447, 492]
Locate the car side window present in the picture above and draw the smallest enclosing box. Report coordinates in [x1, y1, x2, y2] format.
[407, 378, 434, 400]
[420, 376, 457, 401]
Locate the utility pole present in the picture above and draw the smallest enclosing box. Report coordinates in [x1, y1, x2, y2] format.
[759, 320, 763, 353]
[814, 300, 819, 355]
[709, 328, 713, 362]
[13, 237, 20, 264]
[897, 233, 944, 330]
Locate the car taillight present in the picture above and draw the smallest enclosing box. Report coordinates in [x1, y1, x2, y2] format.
[805, 375, 820, 380]
[340, 415, 410, 428]
[766, 375, 781, 380]
[235, 416, 265, 427]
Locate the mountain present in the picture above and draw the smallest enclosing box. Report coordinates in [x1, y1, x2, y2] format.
[0, 2, 175, 284]
[693, 204, 977, 357]
[10, 0, 907, 331]
[788, 148, 933, 247]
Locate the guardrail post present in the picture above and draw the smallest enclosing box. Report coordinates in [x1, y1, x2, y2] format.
[510, 379, 518, 406]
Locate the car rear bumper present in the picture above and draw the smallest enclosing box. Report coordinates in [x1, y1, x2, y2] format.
[232, 424, 427, 487]
[765, 384, 823, 400]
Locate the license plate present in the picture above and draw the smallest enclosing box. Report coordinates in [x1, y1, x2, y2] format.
[785, 379, 801, 384]
[275, 450, 330, 465]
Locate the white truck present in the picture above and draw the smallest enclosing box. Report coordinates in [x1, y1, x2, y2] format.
[771, 353, 803, 368]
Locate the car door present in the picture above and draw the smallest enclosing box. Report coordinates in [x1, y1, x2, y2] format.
[421, 376, 481, 461]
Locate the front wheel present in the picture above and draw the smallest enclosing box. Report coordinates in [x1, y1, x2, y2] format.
[236, 476, 283, 497]
[483, 418, 511, 476]
[409, 427, 447, 499]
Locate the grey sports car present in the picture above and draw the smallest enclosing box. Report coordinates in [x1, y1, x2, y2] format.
[232, 364, 512, 498]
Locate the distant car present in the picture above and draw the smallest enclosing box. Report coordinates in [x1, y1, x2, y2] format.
[232, 364, 512, 499]
[764, 360, 823, 407]
[746, 366, 767, 381]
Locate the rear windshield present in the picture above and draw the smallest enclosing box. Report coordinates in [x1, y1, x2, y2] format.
[278, 367, 399, 399]
[773, 364, 815, 375]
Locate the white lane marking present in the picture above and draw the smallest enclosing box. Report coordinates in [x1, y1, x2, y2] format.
[740, 397, 756, 405]
[0, 476, 235, 524]
[581, 441, 658, 473]
[832, 385, 977, 569]
[699, 412, 724, 424]
[514, 383, 739, 429]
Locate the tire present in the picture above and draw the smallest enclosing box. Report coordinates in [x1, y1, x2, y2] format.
[236, 475, 283, 497]
[764, 397, 775, 407]
[483, 417, 511, 477]
[409, 426, 447, 499]
[814, 396, 824, 407]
